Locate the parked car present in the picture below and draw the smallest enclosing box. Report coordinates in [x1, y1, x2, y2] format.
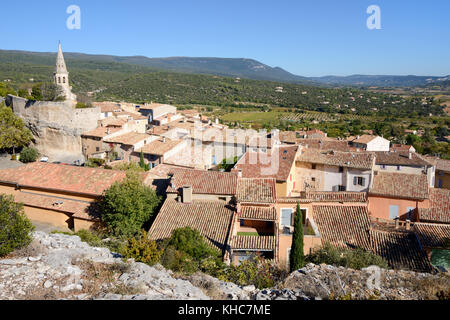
[40, 157, 49, 163]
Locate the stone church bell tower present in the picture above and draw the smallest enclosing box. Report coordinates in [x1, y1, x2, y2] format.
[54, 41, 76, 101]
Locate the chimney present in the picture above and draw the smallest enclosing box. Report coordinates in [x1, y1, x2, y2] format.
[406, 219, 411, 231]
[182, 185, 193, 203]
[408, 152, 412, 160]
[163, 137, 166, 143]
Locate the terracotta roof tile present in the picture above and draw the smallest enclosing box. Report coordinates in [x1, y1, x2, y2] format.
[236, 178, 277, 204]
[414, 222, 450, 248]
[312, 205, 371, 249]
[418, 188, 450, 223]
[12, 192, 100, 221]
[373, 151, 431, 166]
[436, 159, 450, 172]
[230, 235, 276, 251]
[104, 132, 151, 146]
[82, 127, 122, 138]
[148, 199, 234, 251]
[239, 206, 277, 221]
[369, 172, 429, 200]
[149, 164, 238, 195]
[369, 229, 433, 272]
[138, 138, 183, 156]
[0, 163, 127, 197]
[352, 135, 378, 144]
[232, 146, 298, 181]
[278, 192, 367, 203]
[297, 148, 374, 170]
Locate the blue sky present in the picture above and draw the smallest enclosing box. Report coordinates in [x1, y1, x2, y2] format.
[2, 0, 449, 77]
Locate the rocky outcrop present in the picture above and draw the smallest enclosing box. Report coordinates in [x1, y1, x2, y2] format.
[0, 231, 448, 300]
[0, 232, 208, 300]
[6, 95, 100, 162]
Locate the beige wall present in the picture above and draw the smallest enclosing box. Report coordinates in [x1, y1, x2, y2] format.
[279, 234, 322, 268]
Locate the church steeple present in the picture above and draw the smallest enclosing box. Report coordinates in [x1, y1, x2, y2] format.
[53, 42, 76, 101]
[55, 41, 68, 74]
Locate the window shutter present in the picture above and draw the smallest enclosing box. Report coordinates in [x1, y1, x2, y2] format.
[353, 177, 357, 185]
[361, 177, 366, 186]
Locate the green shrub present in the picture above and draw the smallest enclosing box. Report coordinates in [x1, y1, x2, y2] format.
[216, 256, 282, 289]
[306, 242, 389, 270]
[168, 227, 220, 261]
[85, 158, 105, 168]
[19, 147, 39, 163]
[101, 172, 161, 237]
[121, 230, 163, 265]
[0, 194, 35, 256]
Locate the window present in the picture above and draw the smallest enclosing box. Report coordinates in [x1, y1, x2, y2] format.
[389, 205, 399, 219]
[312, 164, 316, 170]
[339, 185, 346, 191]
[381, 165, 386, 170]
[96, 147, 100, 152]
[63, 77, 66, 83]
[406, 207, 415, 220]
[281, 208, 293, 226]
[397, 165, 401, 171]
[58, 77, 61, 84]
[311, 177, 316, 182]
[339, 166, 344, 173]
[354, 176, 366, 186]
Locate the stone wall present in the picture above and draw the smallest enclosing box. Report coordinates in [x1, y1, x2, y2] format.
[6, 95, 101, 162]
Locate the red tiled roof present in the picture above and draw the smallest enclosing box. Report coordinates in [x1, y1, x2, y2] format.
[138, 138, 183, 156]
[369, 172, 429, 200]
[230, 235, 276, 251]
[148, 198, 234, 251]
[236, 178, 277, 204]
[149, 164, 238, 195]
[414, 222, 450, 248]
[239, 206, 277, 221]
[277, 192, 367, 203]
[436, 159, 450, 172]
[0, 163, 127, 197]
[418, 188, 450, 223]
[82, 127, 122, 138]
[297, 139, 351, 152]
[12, 192, 100, 221]
[312, 205, 371, 249]
[373, 151, 431, 166]
[296, 148, 374, 170]
[104, 132, 151, 146]
[352, 135, 379, 144]
[369, 229, 432, 272]
[232, 146, 298, 181]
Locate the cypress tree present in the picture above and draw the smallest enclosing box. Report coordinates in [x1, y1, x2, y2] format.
[139, 150, 145, 169]
[289, 202, 305, 272]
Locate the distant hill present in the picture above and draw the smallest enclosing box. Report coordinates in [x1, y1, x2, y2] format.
[309, 74, 450, 88]
[0, 50, 314, 85]
[1, 49, 447, 87]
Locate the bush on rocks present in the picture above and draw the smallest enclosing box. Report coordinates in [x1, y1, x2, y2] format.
[0, 194, 35, 256]
[305, 242, 389, 270]
[121, 230, 163, 265]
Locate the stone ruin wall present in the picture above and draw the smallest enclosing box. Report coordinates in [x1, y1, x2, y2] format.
[6, 95, 101, 162]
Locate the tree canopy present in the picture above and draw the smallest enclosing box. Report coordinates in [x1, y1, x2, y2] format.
[0, 194, 35, 257]
[0, 104, 33, 153]
[100, 172, 161, 238]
